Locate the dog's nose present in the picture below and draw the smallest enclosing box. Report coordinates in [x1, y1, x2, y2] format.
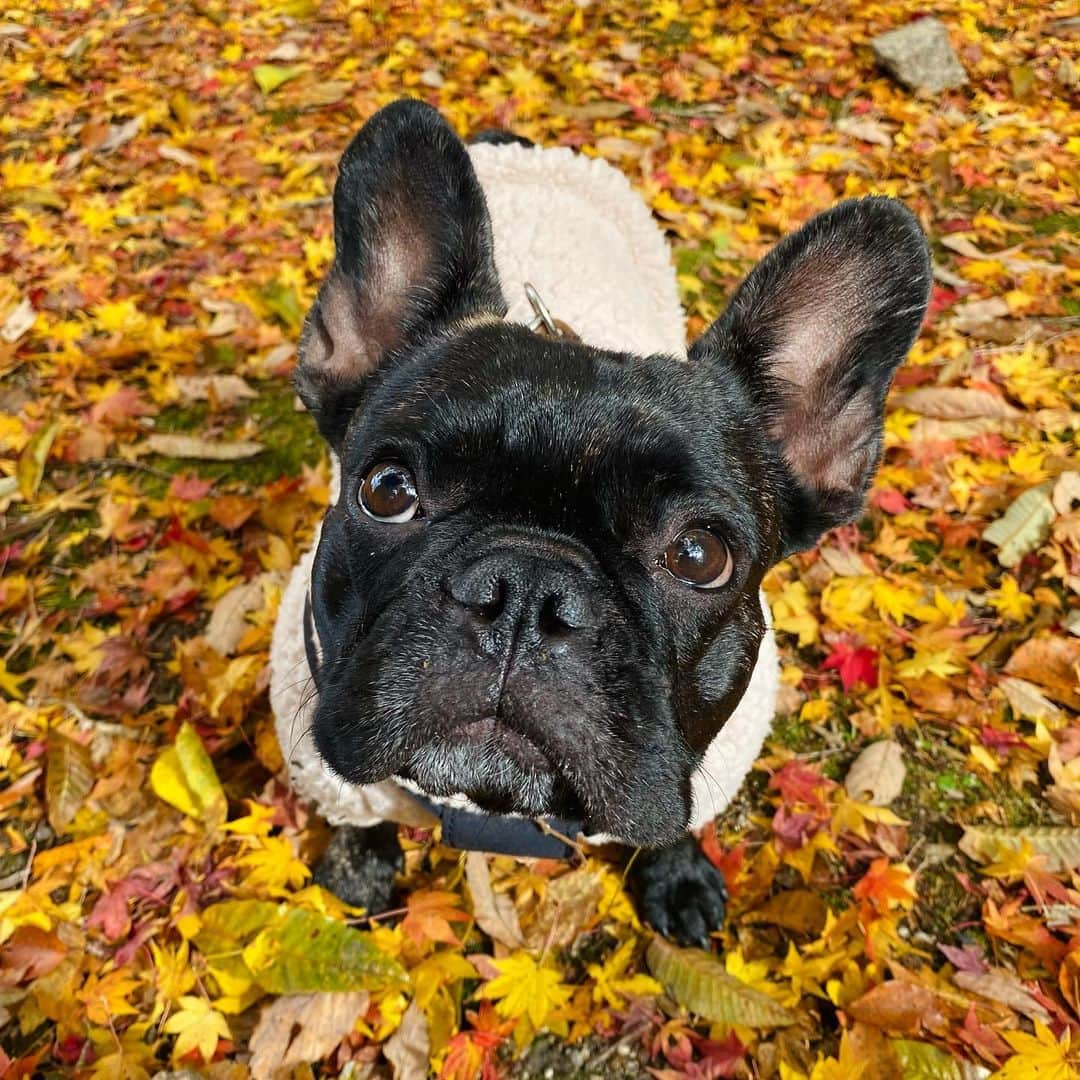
[448, 552, 594, 650]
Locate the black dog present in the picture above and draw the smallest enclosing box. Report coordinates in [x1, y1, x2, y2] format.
[289, 99, 931, 945]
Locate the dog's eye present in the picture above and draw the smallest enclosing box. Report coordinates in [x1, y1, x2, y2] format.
[660, 527, 733, 589]
[358, 463, 420, 522]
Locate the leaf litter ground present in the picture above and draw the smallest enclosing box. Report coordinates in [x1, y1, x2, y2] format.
[1, 1, 1078, 1078]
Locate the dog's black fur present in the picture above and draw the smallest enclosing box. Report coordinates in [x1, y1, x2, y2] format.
[295, 100, 931, 945]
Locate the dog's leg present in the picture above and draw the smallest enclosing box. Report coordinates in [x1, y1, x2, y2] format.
[628, 836, 727, 948]
[313, 822, 402, 914]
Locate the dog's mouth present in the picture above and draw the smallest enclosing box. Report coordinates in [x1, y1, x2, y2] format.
[456, 717, 550, 770]
[393, 716, 585, 817]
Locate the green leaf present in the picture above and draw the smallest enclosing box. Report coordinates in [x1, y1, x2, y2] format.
[981, 482, 1055, 567]
[45, 731, 94, 834]
[258, 280, 303, 329]
[253, 64, 305, 95]
[243, 907, 407, 994]
[645, 936, 796, 1027]
[150, 722, 227, 825]
[893, 1039, 966, 1079]
[196, 899, 282, 957]
[17, 420, 60, 500]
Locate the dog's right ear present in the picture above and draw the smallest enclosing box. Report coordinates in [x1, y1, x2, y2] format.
[296, 99, 505, 447]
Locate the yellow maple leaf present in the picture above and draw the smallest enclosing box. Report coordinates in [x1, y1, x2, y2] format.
[820, 576, 874, 631]
[895, 647, 963, 679]
[231, 834, 311, 894]
[478, 953, 572, 1029]
[989, 575, 1035, 622]
[77, 969, 143, 1027]
[150, 940, 196, 1022]
[993, 1023, 1080, 1080]
[163, 995, 231, 1063]
[771, 579, 820, 646]
[586, 937, 661, 1008]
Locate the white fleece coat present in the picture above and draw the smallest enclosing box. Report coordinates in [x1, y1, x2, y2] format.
[268, 142, 780, 839]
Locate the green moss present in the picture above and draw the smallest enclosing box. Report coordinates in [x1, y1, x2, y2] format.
[768, 713, 817, 753]
[915, 862, 980, 942]
[1031, 211, 1080, 237]
[149, 384, 322, 488]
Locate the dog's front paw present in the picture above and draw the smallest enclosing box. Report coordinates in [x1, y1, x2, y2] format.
[313, 822, 402, 914]
[628, 836, 727, 948]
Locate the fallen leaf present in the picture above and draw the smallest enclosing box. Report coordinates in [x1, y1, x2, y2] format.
[845, 741, 906, 807]
[174, 374, 257, 408]
[982, 482, 1056, 567]
[645, 936, 797, 1027]
[253, 64, 306, 94]
[743, 890, 827, 936]
[465, 852, 525, 951]
[835, 115, 894, 147]
[1, 298, 36, 343]
[242, 907, 408, 994]
[204, 574, 279, 656]
[953, 968, 1050, 1024]
[384, 1000, 430, 1080]
[1004, 635, 1080, 708]
[847, 980, 948, 1037]
[150, 721, 227, 825]
[960, 826, 1080, 875]
[45, 731, 94, 834]
[16, 420, 60, 500]
[142, 433, 265, 460]
[249, 991, 368, 1080]
[898, 387, 1021, 420]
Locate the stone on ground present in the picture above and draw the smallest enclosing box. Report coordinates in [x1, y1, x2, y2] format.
[872, 17, 968, 94]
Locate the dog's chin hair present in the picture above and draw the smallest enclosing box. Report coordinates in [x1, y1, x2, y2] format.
[403, 741, 556, 815]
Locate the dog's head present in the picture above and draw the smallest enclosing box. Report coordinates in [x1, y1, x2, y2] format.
[297, 100, 931, 846]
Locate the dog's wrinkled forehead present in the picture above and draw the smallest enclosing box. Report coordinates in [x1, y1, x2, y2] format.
[338, 323, 768, 547]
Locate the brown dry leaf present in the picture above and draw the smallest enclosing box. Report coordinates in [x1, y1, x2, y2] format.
[174, 374, 258, 408]
[248, 991, 368, 1080]
[465, 852, 525, 951]
[897, 387, 1021, 420]
[0, 926, 67, 986]
[524, 865, 604, 952]
[953, 968, 1051, 1024]
[950, 296, 1010, 333]
[846, 980, 949, 1037]
[383, 1000, 430, 1080]
[1, 298, 36, 343]
[835, 116, 894, 147]
[45, 731, 94, 834]
[204, 573, 280, 656]
[142, 433, 265, 460]
[845, 741, 906, 807]
[818, 544, 869, 577]
[844, 1022, 902, 1080]
[1004, 635, 1080, 709]
[998, 676, 1063, 723]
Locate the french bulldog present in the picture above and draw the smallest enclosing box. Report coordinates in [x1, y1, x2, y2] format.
[285, 99, 931, 946]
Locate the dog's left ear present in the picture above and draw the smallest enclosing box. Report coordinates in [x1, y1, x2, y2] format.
[690, 197, 931, 555]
[296, 99, 506, 446]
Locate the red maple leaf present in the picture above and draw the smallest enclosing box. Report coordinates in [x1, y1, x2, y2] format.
[168, 473, 214, 501]
[822, 641, 879, 691]
[769, 761, 834, 807]
[869, 487, 911, 514]
[699, 825, 746, 893]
